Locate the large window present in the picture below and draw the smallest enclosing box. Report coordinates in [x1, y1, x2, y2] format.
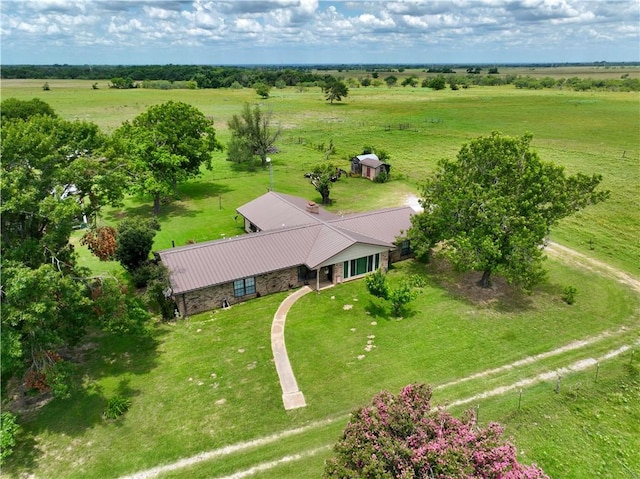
[233, 277, 256, 297]
[400, 240, 411, 256]
[343, 253, 380, 279]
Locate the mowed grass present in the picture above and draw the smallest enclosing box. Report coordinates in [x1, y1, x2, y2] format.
[3, 259, 638, 479]
[5, 79, 634, 272]
[1, 76, 639, 478]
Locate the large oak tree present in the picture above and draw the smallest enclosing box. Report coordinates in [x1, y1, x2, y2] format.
[113, 101, 221, 214]
[409, 132, 608, 289]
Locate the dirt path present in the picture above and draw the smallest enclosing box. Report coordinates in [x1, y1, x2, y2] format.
[545, 241, 640, 293]
[118, 203, 638, 479]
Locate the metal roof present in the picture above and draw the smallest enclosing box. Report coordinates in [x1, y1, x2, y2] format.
[159, 195, 414, 295]
[236, 191, 336, 231]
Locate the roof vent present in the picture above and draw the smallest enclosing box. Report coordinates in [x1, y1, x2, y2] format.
[306, 201, 319, 214]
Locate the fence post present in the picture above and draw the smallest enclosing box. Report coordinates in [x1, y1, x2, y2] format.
[595, 362, 600, 382]
[518, 388, 523, 411]
[555, 376, 561, 394]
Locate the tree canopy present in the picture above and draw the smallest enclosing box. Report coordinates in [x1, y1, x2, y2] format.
[113, 100, 221, 214]
[305, 163, 346, 205]
[323, 79, 349, 103]
[227, 103, 281, 168]
[0, 112, 120, 267]
[409, 132, 608, 289]
[324, 383, 548, 478]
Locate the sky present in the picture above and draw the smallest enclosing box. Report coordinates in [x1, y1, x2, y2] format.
[1, 0, 638, 65]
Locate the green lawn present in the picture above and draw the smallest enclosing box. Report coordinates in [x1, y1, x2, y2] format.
[1, 78, 639, 478]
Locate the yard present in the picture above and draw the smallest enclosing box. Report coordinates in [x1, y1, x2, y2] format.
[1, 74, 639, 478]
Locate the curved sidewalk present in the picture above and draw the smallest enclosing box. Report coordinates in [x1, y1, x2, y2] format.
[271, 286, 312, 410]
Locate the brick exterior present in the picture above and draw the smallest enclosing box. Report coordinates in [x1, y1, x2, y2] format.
[176, 249, 405, 317]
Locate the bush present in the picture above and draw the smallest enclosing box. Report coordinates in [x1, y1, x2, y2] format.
[104, 396, 131, 420]
[364, 269, 389, 299]
[0, 412, 19, 465]
[562, 286, 577, 305]
[115, 218, 159, 272]
[324, 384, 548, 478]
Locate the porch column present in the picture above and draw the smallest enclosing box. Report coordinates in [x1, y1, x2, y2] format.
[316, 268, 320, 291]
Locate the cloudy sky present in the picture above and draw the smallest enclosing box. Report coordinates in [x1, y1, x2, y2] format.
[1, 0, 638, 65]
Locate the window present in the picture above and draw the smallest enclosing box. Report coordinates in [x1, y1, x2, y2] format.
[343, 253, 380, 279]
[233, 277, 256, 297]
[401, 240, 411, 256]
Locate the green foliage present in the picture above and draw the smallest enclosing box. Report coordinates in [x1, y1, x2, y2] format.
[0, 97, 57, 121]
[91, 277, 151, 334]
[384, 75, 398, 87]
[0, 412, 19, 465]
[409, 132, 609, 290]
[0, 262, 93, 380]
[112, 100, 221, 214]
[227, 103, 281, 168]
[424, 75, 446, 90]
[306, 162, 345, 205]
[254, 82, 271, 98]
[323, 79, 349, 103]
[104, 396, 132, 420]
[115, 218, 159, 272]
[0, 112, 114, 267]
[47, 360, 77, 399]
[388, 280, 418, 317]
[143, 263, 176, 320]
[109, 77, 135, 89]
[364, 269, 389, 299]
[562, 286, 578, 305]
[373, 167, 389, 183]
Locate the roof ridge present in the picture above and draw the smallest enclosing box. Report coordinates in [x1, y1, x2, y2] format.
[158, 222, 322, 255]
[271, 191, 327, 225]
[328, 205, 413, 222]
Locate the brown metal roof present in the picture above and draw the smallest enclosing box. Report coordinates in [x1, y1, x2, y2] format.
[159, 195, 414, 295]
[236, 191, 336, 231]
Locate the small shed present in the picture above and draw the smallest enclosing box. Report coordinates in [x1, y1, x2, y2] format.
[350, 153, 390, 181]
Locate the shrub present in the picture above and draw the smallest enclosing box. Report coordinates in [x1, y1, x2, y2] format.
[115, 218, 159, 272]
[562, 286, 577, 305]
[104, 396, 132, 420]
[324, 384, 548, 479]
[1, 412, 19, 465]
[364, 269, 389, 300]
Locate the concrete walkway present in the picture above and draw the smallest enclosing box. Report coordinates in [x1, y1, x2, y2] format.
[271, 286, 312, 410]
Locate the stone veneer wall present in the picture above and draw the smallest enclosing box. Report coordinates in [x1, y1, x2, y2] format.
[177, 266, 301, 316]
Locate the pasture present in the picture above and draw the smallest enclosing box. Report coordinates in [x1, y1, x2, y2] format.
[1, 75, 639, 478]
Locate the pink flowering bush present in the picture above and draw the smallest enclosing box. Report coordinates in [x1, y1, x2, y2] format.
[324, 384, 548, 479]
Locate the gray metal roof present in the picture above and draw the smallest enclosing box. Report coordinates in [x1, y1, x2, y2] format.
[359, 157, 385, 168]
[159, 195, 414, 295]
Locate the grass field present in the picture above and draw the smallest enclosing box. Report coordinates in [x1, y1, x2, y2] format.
[1, 74, 639, 478]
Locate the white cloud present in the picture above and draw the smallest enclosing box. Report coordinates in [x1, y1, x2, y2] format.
[0, 0, 637, 64]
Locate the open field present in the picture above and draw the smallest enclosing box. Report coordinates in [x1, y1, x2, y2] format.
[2, 78, 636, 272]
[1, 78, 639, 478]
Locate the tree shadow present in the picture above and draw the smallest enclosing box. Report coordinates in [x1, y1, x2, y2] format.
[176, 181, 233, 202]
[4, 328, 166, 477]
[365, 299, 390, 320]
[412, 257, 535, 313]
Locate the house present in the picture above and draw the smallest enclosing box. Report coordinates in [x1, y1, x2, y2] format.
[158, 192, 414, 317]
[350, 153, 390, 181]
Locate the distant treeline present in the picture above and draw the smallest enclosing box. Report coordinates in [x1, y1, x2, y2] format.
[0, 65, 334, 88]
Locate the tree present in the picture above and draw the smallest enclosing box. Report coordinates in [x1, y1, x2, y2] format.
[323, 79, 349, 104]
[365, 270, 421, 317]
[424, 75, 446, 90]
[305, 162, 346, 205]
[384, 75, 398, 87]
[254, 82, 271, 99]
[115, 218, 159, 272]
[113, 101, 221, 214]
[409, 132, 608, 289]
[364, 269, 389, 300]
[0, 97, 57, 121]
[0, 261, 94, 385]
[401, 76, 418, 87]
[324, 383, 549, 479]
[227, 103, 281, 168]
[0, 112, 117, 267]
